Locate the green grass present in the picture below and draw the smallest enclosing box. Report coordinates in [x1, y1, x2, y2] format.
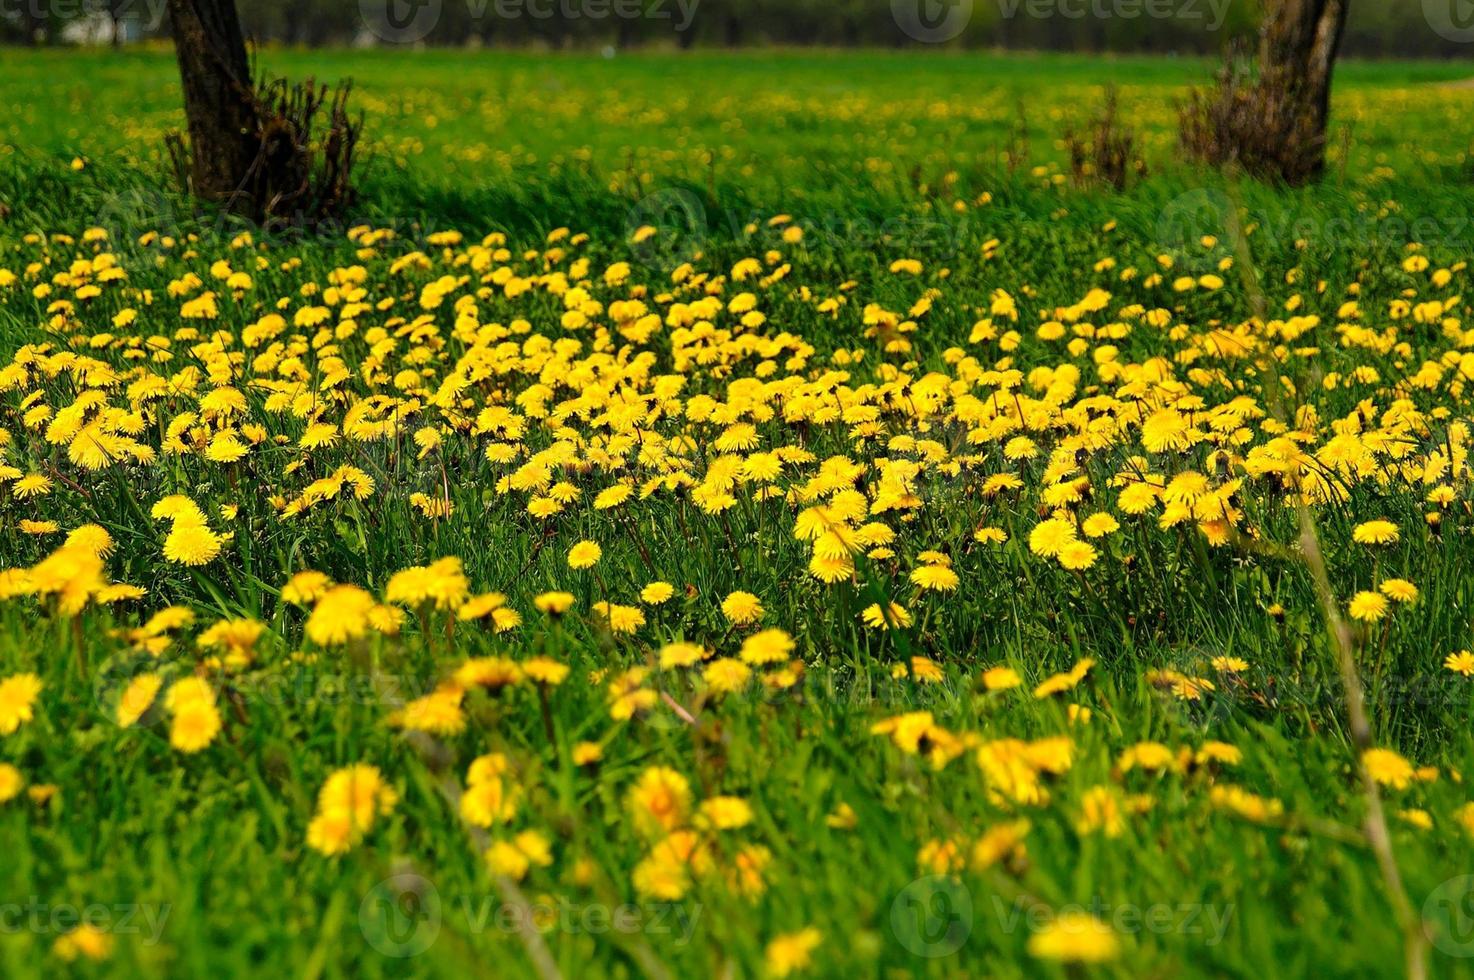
[4, 47, 1474, 226]
[1, 46, 1474, 979]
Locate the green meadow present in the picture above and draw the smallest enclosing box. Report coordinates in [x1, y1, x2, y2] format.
[0, 46, 1473, 978]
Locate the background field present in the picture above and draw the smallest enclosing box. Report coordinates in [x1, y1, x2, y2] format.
[4, 49, 1474, 229]
[3, 47, 1474, 979]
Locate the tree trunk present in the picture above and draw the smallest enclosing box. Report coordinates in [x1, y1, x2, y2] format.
[166, 0, 258, 209]
[283, 4, 302, 45]
[21, 7, 45, 45]
[1259, 0, 1349, 174]
[616, 15, 636, 50]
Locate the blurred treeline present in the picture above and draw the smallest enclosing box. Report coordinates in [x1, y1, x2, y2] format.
[4, 0, 1471, 58]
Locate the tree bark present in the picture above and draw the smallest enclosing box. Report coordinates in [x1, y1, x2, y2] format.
[21, 7, 46, 45]
[616, 16, 636, 49]
[165, 0, 257, 208]
[1259, 0, 1350, 166]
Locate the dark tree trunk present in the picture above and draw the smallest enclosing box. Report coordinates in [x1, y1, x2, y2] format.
[21, 8, 46, 45]
[283, 4, 302, 45]
[1045, 13, 1068, 51]
[1179, 0, 1351, 186]
[162, 0, 360, 227]
[1259, 0, 1349, 156]
[165, 0, 257, 208]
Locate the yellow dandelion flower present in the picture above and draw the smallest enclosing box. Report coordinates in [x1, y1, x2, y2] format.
[162, 523, 222, 566]
[982, 665, 1022, 691]
[1352, 520, 1399, 545]
[1027, 912, 1119, 964]
[765, 928, 822, 978]
[740, 628, 795, 665]
[721, 590, 764, 624]
[1445, 651, 1474, 677]
[627, 765, 691, 838]
[1363, 748, 1416, 789]
[534, 591, 575, 615]
[1379, 579, 1418, 604]
[0, 673, 42, 735]
[567, 540, 602, 569]
[641, 581, 676, 605]
[306, 585, 376, 646]
[910, 563, 959, 592]
[1348, 591, 1388, 622]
